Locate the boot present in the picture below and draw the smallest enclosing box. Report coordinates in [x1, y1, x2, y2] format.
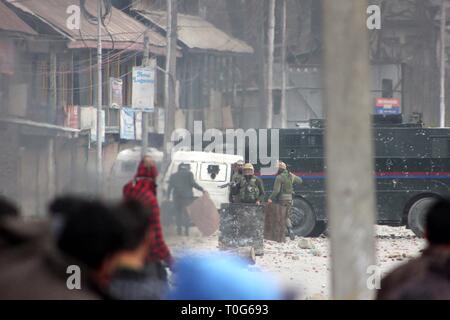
[287, 227, 295, 241]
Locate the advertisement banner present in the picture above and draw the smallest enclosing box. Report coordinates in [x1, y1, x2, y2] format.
[109, 78, 123, 108]
[120, 107, 135, 140]
[80, 107, 105, 143]
[135, 111, 142, 140]
[375, 98, 401, 115]
[64, 105, 79, 129]
[132, 63, 155, 112]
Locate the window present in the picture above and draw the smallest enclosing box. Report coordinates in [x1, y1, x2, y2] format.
[199, 163, 227, 182]
[273, 90, 281, 115]
[382, 79, 393, 98]
[432, 137, 450, 158]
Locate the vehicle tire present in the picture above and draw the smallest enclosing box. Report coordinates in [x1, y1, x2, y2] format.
[291, 198, 318, 237]
[309, 221, 327, 237]
[407, 196, 438, 238]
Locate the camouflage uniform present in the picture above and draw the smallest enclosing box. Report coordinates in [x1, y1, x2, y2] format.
[237, 175, 265, 204]
[229, 171, 243, 203]
[269, 169, 303, 239]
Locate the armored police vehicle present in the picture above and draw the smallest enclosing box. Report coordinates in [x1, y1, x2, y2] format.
[253, 115, 450, 238]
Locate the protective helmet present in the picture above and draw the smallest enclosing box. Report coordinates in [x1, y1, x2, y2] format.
[243, 163, 254, 175]
[178, 163, 190, 171]
[236, 160, 244, 166]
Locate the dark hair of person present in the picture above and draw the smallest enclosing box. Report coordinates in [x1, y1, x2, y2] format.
[114, 200, 151, 251]
[48, 195, 87, 218]
[426, 197, 450, 245]
[57, 199, 125, 270]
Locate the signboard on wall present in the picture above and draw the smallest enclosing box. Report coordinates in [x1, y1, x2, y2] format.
[109, 78, 123, 108]
[132, 62, 155, 112]
[135, 111, 142, 140]
[374, 98, 401, 115]
[64, 105, 79, 129]
[120, 107, 135, 140]
[80, 107, 105, 143]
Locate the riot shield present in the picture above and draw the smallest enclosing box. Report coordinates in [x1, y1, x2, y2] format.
[264, 203, 287, 243]
[218, 203, 265, 255]
[186, 193, 220, 236]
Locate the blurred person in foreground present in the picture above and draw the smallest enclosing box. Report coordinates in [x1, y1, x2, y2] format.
[0, 197, 124, 299]
[167, 252, 289, 300]
[0, 196, 19, 219]
[377, 197, 450, 299]
[123, 155, 173, 267]
[107, 200, 169, 300]
[167, 162, 206, 236]
[0, 196, 20, 250]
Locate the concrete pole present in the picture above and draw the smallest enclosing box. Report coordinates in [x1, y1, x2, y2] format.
[322, 0, 376, 299]
[163, 0, 178, 161]
[266, 0, 275, 128]
[440, 0, 446, 128]
[280, 0, 288, 128]
[142, 33, 150, 157]
[48, 52, 57, 204]
[96, 0, 103, 193]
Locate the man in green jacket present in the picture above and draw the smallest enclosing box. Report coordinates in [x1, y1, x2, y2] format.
[268, 161, 303, 240]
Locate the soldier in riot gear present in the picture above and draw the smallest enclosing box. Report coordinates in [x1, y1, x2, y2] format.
[236, 163, 265, 205]
[268, 161, 303, 240]
[229, 160, 244, 203]
[167, 163, 205, 236]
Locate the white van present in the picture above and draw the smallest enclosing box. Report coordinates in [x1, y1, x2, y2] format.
[160, 151, 243, 209]
[108, 147, 163, 199]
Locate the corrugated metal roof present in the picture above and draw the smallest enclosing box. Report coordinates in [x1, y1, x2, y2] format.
[135, 10, 253, 54]
[6, 0, 166, 53]
[0, 2, 37, 35]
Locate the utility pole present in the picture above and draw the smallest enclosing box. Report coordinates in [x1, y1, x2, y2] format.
[266, 0, 275, 128]
[142, 33, 150, 157]
[48, 51, 57, 202]
[322, 0, 376, 299]
[96, 0, 103, 193]
[280, 0, 287, 128]
[163, 0, 178, 161]
[440, 0, 447, 128]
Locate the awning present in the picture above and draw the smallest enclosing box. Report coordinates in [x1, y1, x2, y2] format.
[134, 10, 253, 54]
[6, 0, 167, 54]
[0, 2, 37, 35]
[0, 116, 80, 138]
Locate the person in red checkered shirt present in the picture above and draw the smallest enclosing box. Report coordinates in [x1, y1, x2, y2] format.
[123, 156, 173, 268]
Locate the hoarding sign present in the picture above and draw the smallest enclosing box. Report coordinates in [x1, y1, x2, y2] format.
[120, 107, 135, 140]
[80, 107, 105, 143]
[375, 98, 401, 115]
[64, 105, 79, 129]
[109, 78, 123, 108]
[132, 64, 155, 112]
